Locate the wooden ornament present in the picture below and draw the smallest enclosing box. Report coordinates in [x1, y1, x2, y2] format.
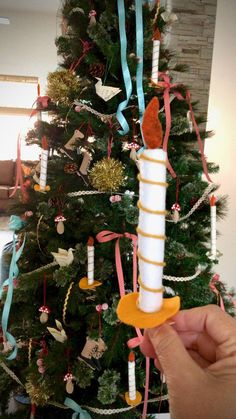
[79, 151, 92, 175]
[66, 379, 74, 394]
[57, 220, 65, 234]
[40, 312, 48, 324]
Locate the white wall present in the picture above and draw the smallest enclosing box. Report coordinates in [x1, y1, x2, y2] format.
[0, 6, 60, 93]
[205, 0, 236, 289]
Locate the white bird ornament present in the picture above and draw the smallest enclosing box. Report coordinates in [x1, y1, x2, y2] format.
[95, 78, 121, 102]
[51, 248, 74, 267]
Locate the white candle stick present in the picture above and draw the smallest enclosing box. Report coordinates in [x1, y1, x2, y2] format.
[87, 237, 95, 285]
[128, 352, 136, 401]
[210, 195, 217, 259]
[138, 148, 167, 313]
[116, 97, 180, 330]
[151, 28, 161, 84]
[39, 136, 49, 191]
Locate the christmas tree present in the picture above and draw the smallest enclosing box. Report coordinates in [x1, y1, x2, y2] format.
[0, 1, 235, 418]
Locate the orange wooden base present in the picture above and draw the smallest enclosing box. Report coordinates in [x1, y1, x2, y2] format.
[117, 293, 180, 328]
[125, 390, 142, 406]
[34, 184, 50, 192]
[79, 277, 102, 290]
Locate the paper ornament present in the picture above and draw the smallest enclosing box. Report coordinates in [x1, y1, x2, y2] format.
[51, 248, 74, 267]
[95, 78, 121, 102]
[47, 320, 67, 343]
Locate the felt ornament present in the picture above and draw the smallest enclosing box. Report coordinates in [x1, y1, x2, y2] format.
[141, 97, 163, 149]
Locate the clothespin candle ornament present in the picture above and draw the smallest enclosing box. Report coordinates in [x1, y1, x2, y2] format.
[210, 195, 216, 259]
[79, 237, 102, 290]
[125, 352, 142, 406]
[151, 29, 161, 85]
[117, 97, 180, 328]
[207, 195, 221, 260]
[34, 136, 50, 192]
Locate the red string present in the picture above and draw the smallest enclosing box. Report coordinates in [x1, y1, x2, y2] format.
[31, 403, 36, 415]
[175, 177, 180, 203]
[43, 274, 47, 307]
[69, 39, 93, 72]
[85, 120, 94, 140]
[107, 120, 113, 159]
[98, 312, 102, 337]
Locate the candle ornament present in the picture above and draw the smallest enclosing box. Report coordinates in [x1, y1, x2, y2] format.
[79, 237, 102, 290]
[117, 97, 180, 328]
[151, 28, 161, 85]
[125, 352, 142, 406]
[34, 136, 50, 192]
[207, 195, 221, 260]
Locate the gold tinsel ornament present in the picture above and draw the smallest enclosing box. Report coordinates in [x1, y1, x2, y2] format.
[25, 376, 53, 406]
[46, 70, 81, 106]
[89, 158, 126, 192]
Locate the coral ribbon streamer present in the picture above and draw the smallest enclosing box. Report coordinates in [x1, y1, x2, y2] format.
[96, 230, 143, 348]
[158, 72, 212, 182]
[96, 230, 137, 297]
[9, 135, 27, 200]
[142, 357, 150, 419]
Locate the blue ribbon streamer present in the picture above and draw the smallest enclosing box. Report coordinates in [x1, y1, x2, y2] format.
[116, 0, 133, 135]
[64, 397, 92, 419]
[8, 215, 26, 231]
[116, 0, 146, 145]
[1, 215, 26, 360]
[135, 0, 145, 129]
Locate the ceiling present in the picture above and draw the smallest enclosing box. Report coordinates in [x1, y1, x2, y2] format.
[0, 0, 62, 14]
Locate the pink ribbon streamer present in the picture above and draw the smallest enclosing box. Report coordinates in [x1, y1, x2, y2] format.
[158, 72, 212, 183]
[9, 135, 27, 201]
[96, 230, 137, 297]
[96, 230, 143, 348]
[209, 274, 225, 311]
[142, 357, 150, 419]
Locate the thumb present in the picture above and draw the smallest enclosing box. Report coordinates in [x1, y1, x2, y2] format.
[148, 323, 200, 384]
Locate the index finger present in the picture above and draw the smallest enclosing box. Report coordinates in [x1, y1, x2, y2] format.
[172, 305, 236, 346]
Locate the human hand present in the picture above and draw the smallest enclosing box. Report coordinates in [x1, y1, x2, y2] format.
[140, 305, 236, 419]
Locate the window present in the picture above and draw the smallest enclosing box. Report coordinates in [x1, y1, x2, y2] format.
[0, 75, 41, 161]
